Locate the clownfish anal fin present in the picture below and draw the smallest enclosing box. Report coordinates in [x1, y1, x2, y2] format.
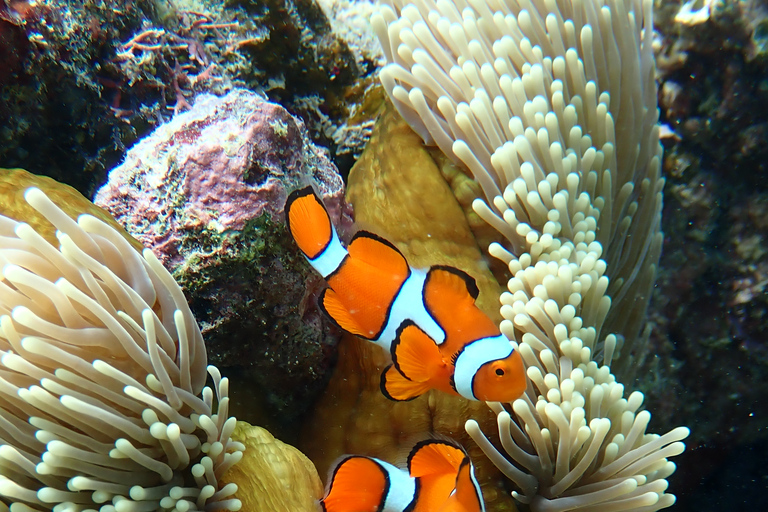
[321, 456, 388, 512]
[426, 265, 480, 302]
[285, 187, 333, 260]
[348, 231, 410, 277]
[391, 322, 443, 381]
[319, 288, 368, 338]
[380, 365, 430, 402]
[407, 439, 467, 478]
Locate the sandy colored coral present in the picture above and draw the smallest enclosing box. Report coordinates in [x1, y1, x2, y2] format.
[0, 168, 141, 250]
[345, 102, 502, 318]
[301, 102, 516, 512]
[431, 153, 514, 281]
[221, 421, 322, 512]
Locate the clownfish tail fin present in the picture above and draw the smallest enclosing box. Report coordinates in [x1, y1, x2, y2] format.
[285, 187, 346, 278]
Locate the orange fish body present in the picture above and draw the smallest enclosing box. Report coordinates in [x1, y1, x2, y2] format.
[320, 439, 485, 512]
[285, 187, 526, 402]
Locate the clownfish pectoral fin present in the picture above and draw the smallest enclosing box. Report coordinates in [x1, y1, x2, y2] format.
[285, 187, 335, 261]
[391, 322, 444, 382]
[319, 288, 369, 338]
[321, 456, 388, 512]
[443, 459, 485, 512]
[407, 439, 467, 478]
[347, 231, 410, 278]
[380, 365, 432, 401]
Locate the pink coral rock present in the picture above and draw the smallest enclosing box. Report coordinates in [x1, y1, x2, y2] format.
[95, 89, 349, 425]
[95, 89, 345, 267]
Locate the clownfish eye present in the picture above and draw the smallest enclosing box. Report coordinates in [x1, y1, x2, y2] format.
[495, 368, 505, 376]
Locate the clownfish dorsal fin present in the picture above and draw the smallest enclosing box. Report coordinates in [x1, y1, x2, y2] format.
[321, 456, 388, 512]
[425, 265, 480, 303]
[447, 458, 485, 512]
[407, 439, 467, 478]
[285, 187, 334, 260]
[347, 231, 409, 277]
[380, 365, 432, 401]
[391, 322, 443, 382]
[319, 288, 368, 338]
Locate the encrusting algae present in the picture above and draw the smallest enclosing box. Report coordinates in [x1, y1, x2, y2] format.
[300, 102, 518, 511]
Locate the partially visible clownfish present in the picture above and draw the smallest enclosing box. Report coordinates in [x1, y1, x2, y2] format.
[284, 186, 526, 402]
[320, 438, 485, 512]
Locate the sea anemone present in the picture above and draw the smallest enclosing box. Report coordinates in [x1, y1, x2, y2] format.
[372, 0, 688, 510]
[0, 187, 243, 511]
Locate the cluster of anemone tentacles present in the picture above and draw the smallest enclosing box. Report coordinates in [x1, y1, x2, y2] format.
[0, 187, 243, 511]
[373, 0, 689, 511]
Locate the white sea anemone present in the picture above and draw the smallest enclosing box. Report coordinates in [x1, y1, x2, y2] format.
[373, 0, 687, 510]
[0, 188, 243, 511]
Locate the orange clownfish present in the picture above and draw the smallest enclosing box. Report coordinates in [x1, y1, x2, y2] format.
[320, 439, 485, 512]
[285, 186, 526, 402]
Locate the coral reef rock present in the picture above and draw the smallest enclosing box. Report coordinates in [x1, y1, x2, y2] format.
[640, 1, 768, 503]
[222, 421, 323, 512]
[95, 88, 348, 426]
[0, 0, 145, 194]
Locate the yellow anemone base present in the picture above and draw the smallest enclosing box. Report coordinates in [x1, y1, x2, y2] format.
[223, 421, 323, 512]
[0, 168, 142, 250]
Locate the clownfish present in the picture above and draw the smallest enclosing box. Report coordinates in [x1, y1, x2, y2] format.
[285, 186, 526, 402]
[320, 439, 485, 512]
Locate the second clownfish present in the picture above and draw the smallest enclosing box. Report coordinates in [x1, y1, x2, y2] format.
[285, 186, 526, 403]
[320, 438, 485, 512]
